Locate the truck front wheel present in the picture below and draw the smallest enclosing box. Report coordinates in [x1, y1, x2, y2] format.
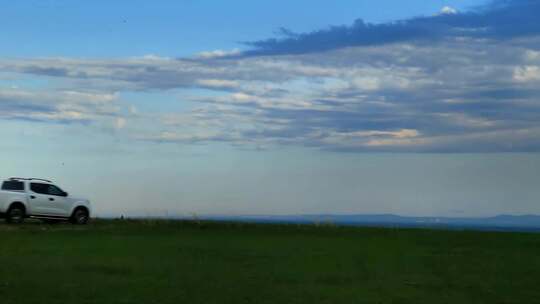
[6, 205, 25, 224]
[71, 208, 89, 225]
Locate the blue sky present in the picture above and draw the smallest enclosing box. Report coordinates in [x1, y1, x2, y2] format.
[1, 0, 540, 217]
[1, 0, 483, 57]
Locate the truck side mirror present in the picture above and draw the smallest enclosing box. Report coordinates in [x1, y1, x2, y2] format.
[63, 192, 69, 197]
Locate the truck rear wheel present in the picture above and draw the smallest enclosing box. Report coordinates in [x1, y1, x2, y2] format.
[6, 205, 25, 224]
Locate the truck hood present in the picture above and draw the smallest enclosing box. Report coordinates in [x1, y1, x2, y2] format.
[69, 196, 90, 203]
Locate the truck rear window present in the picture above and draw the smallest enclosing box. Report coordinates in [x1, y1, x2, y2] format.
[1, 181, 24, 191]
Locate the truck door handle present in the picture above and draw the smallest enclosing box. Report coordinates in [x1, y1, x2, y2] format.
[49, 198, 55, 201]
[30, 195, 36, 199]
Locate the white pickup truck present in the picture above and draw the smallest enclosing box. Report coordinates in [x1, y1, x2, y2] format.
[0, 178, 91, 224]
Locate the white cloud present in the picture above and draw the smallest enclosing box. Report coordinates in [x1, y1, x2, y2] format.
[1, 35, 540, 152]
[525, 50, 540, 62]
[114, 117, 127, 129]
[437, 113, 496, 129]
[196, 48, 241, 59]
[196, 79, 240, 89]
[319, 129, 421, 149]
[342, 129, 420, 139]
[513, 66, 540, 82]
[0, 88, 121, 124]
[440, 6, 458, 15]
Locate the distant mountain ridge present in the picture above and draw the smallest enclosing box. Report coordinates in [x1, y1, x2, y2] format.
[203, 214, 540, 232]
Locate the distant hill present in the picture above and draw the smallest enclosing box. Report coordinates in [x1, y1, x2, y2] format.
[203, 214, 540, 232]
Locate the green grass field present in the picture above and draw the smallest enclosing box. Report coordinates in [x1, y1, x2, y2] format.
[1, 220, 539, 304]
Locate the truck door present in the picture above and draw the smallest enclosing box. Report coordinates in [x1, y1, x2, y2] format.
[29, 183, 69, 216]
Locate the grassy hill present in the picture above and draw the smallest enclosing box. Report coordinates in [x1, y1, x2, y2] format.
[0, 219, 539, 304]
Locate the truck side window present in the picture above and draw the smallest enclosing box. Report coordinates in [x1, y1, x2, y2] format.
[30, 183, 49, 194]
[1, 181, 24, 191]
[47, 185, 65, 196]
[30, 183, 65, 196]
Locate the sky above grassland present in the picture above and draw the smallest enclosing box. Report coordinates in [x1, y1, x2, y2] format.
[1, 0, 540, 217]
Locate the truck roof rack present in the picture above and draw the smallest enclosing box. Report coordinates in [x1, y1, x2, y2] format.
[9, 177, 53, 183]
